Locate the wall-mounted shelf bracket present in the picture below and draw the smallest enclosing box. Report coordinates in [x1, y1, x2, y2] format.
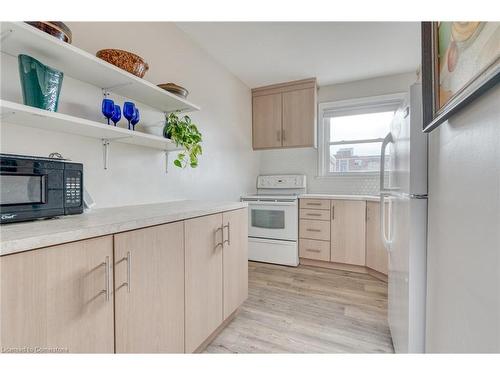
[101, 82, 134, 98]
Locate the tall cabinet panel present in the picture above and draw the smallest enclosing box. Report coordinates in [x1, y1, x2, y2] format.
[223, 208, 248, 319]
[114, 222, 185, 353]
[366, 201, 389, 275]
[330, 200, 367, 266]
[0, 236, 114, 353]
[185, 213, 224, 353]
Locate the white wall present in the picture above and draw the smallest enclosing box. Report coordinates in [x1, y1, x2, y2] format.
[258, 72, 417, 195]
[1, 22, 259, 208]
[426, 85, 500, 353]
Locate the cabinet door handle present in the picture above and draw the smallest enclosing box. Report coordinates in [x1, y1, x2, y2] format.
[126, 251, 131, 293]
[306, 213, 321, 217]
[276, 130, 281, 142]
[306, 248, 321, 253]
[306, 202, 321, 206]
[215, 226, 223, 249]
[100, 256, 110, 301]
[223, 223, 231, 246]
[332, 206, 335, 220]
[306, 228, 321, 232]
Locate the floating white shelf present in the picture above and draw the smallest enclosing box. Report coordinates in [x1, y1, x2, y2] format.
[0, 22, 200, 114]
[0, 100, 181, 151]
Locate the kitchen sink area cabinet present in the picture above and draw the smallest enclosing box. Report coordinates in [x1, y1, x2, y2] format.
[113, 222, 185, 353]
[0, 236, 115, 353]
[251, 78, 317, 150]
[330, 200, 366, 266]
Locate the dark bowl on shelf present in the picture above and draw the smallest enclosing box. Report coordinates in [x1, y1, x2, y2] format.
[96, 49, 149, 78]
[157, 83, 189, 99]
[25, 21, 72, 44]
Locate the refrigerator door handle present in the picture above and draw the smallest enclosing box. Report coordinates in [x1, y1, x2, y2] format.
[380, 132, 394, 192]
[380, 192, 393, 251]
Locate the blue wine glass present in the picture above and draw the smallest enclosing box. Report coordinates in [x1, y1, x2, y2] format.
[110, 104, 121, 126]
[123, 102, 135, 130]
[102, 98, 115, 125]
[131, 107, 140, 131]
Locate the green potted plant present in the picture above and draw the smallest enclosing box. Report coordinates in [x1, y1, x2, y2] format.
[164, 111, 203, 168]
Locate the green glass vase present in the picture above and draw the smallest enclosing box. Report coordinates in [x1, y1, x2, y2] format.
[18, 54, 64, 112]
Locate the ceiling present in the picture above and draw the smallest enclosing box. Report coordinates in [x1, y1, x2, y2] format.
[176, 22, 421, 88]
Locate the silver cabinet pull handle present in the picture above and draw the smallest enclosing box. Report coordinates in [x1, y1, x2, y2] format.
[126, 251, 131, 293]
[306, 249, 321, 253]
[306, 213, 321, 217]
[332, 206, 335, 220]
[223, 223, 231, 245]
[306, 228, 321, 232]
[306, 202, 321, 206]
[100, 256, 110, 301]
[214, 226, 223, 249]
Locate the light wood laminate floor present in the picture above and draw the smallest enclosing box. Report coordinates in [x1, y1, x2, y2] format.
[206, 261, 394, 353]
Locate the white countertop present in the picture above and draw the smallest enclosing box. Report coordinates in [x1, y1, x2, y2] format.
[299, 194, 380, 202]
[0, 200, 247, 256]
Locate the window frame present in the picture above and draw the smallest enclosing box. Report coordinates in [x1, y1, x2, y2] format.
[317, 93, 405, 177]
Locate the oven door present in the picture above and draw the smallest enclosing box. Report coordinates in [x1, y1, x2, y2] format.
[246, 200, 298, 241]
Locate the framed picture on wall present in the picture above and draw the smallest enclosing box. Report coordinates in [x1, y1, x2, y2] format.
[421, 22, 500, 132]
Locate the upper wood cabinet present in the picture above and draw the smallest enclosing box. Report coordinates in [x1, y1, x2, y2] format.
[0, 236, 114, 353]
[365, 201, 389, 275]
[330, 200, 366, 266]
[252, 93, 282, 149]
[252, 78, 317, 150]
[114, 222, 185, 353]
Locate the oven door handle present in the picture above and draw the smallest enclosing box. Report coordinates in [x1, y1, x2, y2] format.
[241, 200, 297, 206]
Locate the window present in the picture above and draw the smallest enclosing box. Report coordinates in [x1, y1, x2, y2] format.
[318, 94, 404, 176]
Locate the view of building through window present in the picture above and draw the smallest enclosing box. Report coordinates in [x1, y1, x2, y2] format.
[328, 111, 394, 173]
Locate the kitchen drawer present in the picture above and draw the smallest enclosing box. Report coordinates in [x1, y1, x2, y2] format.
[299, 239, 330, 261]
[299, 219, 330, 241]
[300, 199, 330, 210]
[300, 208, 331, 221]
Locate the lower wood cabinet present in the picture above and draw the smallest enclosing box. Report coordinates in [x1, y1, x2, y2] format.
[184, 213, 224, 353]
[365, 201, 389, 275]
[114, 222, 185, 353]
[184, 208, 248, 352]
[330, 200, 366, 266]
[1, 208, 248, 354]
[0, 236, 114, 353]
[222, 209, 248, 319]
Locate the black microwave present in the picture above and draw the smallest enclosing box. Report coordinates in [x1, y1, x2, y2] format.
[0, 154, 84, 224]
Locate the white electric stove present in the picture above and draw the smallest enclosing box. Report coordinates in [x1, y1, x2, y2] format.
[241, 175, 306, 266]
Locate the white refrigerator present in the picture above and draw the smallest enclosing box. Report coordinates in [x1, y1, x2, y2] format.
[380, 83, 428, 353]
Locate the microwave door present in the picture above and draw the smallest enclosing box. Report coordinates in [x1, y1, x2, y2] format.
[0, 173, 47, 206]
